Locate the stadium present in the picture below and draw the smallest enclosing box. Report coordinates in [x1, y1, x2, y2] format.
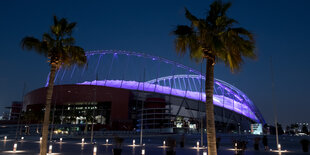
[23, 50, 265, 133]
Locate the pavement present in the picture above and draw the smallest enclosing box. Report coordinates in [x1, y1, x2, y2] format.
[0, 134, 309, 155]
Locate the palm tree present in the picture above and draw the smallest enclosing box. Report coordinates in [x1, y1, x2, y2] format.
[21, 16, 87, 155]
[173, 1, 255, 155]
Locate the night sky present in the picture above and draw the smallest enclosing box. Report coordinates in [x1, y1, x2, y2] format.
[1, 0, 310, 127]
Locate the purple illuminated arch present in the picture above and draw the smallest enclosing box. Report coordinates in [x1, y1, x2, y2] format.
[48, 50, 265, 124]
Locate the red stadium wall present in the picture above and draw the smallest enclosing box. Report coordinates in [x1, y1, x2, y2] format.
[24, 85, 130, 123]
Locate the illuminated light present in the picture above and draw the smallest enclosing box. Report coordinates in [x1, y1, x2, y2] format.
[13, 143, 17, 152]
[133, 139, 135, 146]
[60, 138, 62, 143]
[78, 79, 260, 122]
[278, 144, 281, 151]
[40, 137, 42, 143]
[81, 143, 84, 150]
[270, 148, 289, 153]
[203, 150, 207, 155]
[4, 136, 7, 141]
[103, 139, 112, 146]
[52, 50, 264, 124]
[49, 144, 52, 154]
[158, 141, 168, 149]
[82, 138, 85, 144]
[141, 148, 145, 155]
[21, 137, 24, 140]
[196, 141, 199, 148]
[93, 145, 97, 155]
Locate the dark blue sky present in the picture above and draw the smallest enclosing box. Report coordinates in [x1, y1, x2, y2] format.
[1, 0, 310, 126]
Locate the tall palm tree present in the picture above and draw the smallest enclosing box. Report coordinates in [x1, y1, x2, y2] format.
[21, 16, 87, 155]
[173, 1, 255, 155]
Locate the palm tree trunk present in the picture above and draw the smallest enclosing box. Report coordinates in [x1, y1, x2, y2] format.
[205, 58, 217, 155]
[40, 62, 56, 155]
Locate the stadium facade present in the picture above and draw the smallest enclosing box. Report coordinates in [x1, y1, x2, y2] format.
[23, 50, 265, 133]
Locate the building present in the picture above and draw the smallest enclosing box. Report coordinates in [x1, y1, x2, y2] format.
[5, 101, 22, 120]
[23, 50, 265, 133]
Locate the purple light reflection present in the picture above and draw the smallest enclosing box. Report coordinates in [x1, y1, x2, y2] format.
[78, 80, 258, 122]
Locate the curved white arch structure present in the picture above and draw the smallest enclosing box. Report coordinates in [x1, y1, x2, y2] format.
[50, 50, 265, 124]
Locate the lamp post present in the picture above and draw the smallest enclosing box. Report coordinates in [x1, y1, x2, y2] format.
[13, 143, 17, 152]
[48, 144, 53, 154]
[93, 145, 97, 155]
[277, 144, 281, 151]
[203, 150, 207, 155]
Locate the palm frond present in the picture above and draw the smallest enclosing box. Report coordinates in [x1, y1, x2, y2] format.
[65, 22, 77, 35]
[221, 2, 232, 15]
[173, 25, 194, 55]
[207, 1, 222, 25]
[61, 37, 75, 46]
[21, 37, 48, 56]
[53, 16, 58, 26]
[173, 1, 255, 72]
[185, 8, 200, 27]
[174, 25, 193, 36]
[59, 18, 69, 36]
[61, 45, 86, 67]
[43, 33, 53, 42]
[230, 27, 254, 41]
[22, 16, 86, 68]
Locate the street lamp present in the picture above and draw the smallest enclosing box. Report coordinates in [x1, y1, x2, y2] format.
[93, 145, 97, 155]
[13, 143, 17, 152]
[48, 144, 53, 154]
